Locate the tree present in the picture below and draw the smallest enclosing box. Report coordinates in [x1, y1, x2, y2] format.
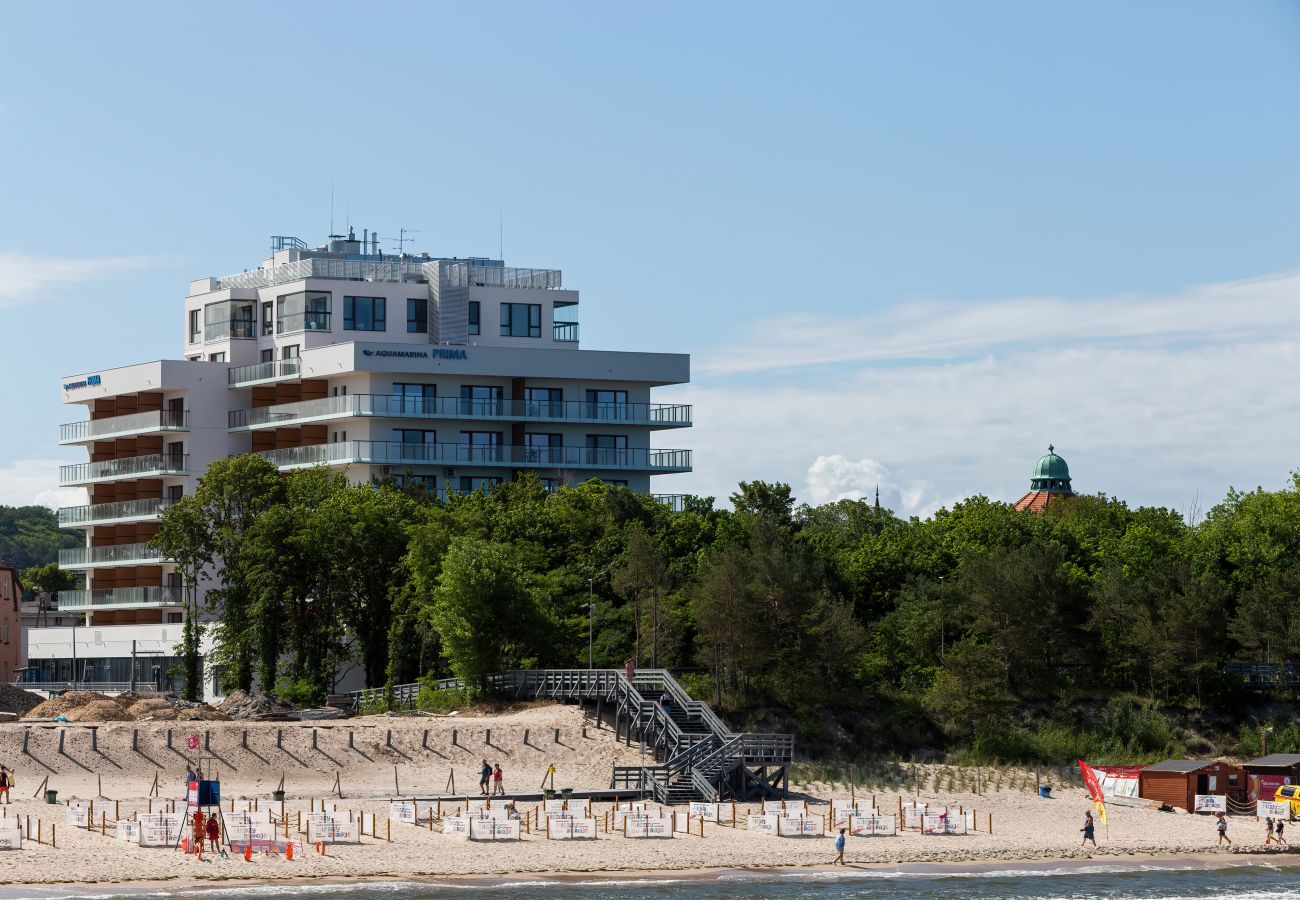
[0, 505, 81, 571]
[730, 481, 795, 527]
[151, 499, 213, 701]
[612, 523, 669, 667]
[692, 543, 762, 703]
[426, 537, 542, 694]
[20, 562, 77, 602]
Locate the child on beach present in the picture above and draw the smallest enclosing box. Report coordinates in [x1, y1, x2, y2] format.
[492, 763, 504, 796]
[1216, 813, 1231, 845]
[833, 828, 846, 865]
[1080, 810, 1096, 847]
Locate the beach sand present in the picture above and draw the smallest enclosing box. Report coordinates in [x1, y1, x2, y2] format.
[0, 704, 1288, 887]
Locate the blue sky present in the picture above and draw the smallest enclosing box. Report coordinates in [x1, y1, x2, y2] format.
[2, 1, 1299, 515]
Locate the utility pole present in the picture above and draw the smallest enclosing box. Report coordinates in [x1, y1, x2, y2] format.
[130, 641, 137, 692]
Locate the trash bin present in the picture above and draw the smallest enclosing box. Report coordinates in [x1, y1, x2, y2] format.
[543, 789, 557, 801]
[45, 789, 58, 804]
[272, 790, 285, 802]
[1038, 785, 1053, 798]
[560, 788, 573, 800]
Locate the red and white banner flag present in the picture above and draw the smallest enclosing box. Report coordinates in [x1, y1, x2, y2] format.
[1078, 760, 1108, 825]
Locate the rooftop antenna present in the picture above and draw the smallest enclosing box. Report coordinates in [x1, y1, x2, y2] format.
[330, 181, 335, 237]
[499, 211, 503, 260]
[391, 228, 421, 255]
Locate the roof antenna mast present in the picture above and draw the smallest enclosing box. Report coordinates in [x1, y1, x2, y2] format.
[329, 181, 335, 237]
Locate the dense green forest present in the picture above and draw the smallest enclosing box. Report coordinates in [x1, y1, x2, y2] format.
[155, 456, 1300, 764]
[0, 505, 81, 571]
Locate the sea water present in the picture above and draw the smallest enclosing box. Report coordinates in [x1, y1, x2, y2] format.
[4, 862, 1298, 900]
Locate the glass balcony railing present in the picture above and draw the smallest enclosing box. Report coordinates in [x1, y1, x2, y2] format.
[652, 494, 689, 512]
[59, 587, 181, 610]
[58, 498, 170, 527]
[59, 453, 189, 486]
[59, 542, 167, 568]
[228, 395, 692, 429]
[276, 311, 331, 334]
[553, 322, 579, 342]
[228, 357, 301, 386]
[59, 410, 189, 444]
[204, 319, 256, 341]
[259, 441, 692, 472]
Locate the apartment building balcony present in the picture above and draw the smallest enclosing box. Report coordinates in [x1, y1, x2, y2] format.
[59, 498, 172, 528]
[59, 453, 189, 486]
[58, 587, 181, 611]
[259, 441, 692, 473]
[59, 410, 189, 444]
[59, 542, 167, 569]
[652, 494, 690, 512]
[228, 395, 692, 430]
[228, 358, 301, 388]
[212, 258, 561, 291]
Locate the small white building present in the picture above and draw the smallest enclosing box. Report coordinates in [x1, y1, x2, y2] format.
[42, 230, 692, 700]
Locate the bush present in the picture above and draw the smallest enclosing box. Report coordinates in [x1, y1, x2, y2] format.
[417, 677, 472, 711]
[276, 677, 325, 708]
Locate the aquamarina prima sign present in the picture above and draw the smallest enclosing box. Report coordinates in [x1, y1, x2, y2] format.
[362, 348, 468, 360]
[63, 374, 101, 391]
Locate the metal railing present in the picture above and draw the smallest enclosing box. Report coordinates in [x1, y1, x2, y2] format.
[59, 587, 181, 609]
[443, 264, 562, 290]
[553, 322, 579, 342]
[228, 357, 301, 386]
[204, 319, 255, 341]
[15, 682, 165, 697]
[60, 410, 189, 443]
[276, 311, 331, 334]
[59, 498, 171, 528]
[652, 494, 688, 512]
[229, 395, 692, 429]
[60, 454, 189, 486]
[59, 542, 167, 567]
[258, 441, 691, 472]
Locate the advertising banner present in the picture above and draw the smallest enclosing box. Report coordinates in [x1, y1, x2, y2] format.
[469, 819, 520, 841]
[443, 816, 471, 837]
[226, 817, 277, 843]
[66, 803, 90, 827]
[690, 802, 721, 822]
[140, 813, 185, 847]
[776, 816, 823, 837]
[0, 821, 22, 850]
[850, 815, 897, 836]
[544, 800, 568, 816]
[833, 808, 868, 830]
[1194, 795, 1228, 813]
[1259, 799, 1292, 819]
[903, 806, 926, 830]
[390, 802, 417, 824]
[307, 817, 359, 844]
[922, 813, 968, 835]
[762, 800, 786, 815]
[625, 817, 672, 838]
[548, 817, 598, 839]
[747, 814, 778, 834]
[114, 821, 140, 843]
[1251, 774, 1292, 803]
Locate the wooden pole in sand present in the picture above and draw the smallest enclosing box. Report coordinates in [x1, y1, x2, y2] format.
[393, 766, 399, 796]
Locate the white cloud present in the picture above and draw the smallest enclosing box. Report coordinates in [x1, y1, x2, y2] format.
[0, 253, 148, 309]
[0, 459, 84, 510]
[660, 269, 1300, 515]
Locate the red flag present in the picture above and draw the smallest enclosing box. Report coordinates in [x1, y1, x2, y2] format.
[1078, 759, 1108, 825]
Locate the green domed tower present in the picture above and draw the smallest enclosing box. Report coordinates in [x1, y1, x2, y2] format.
[1015, 445, 1075, 512]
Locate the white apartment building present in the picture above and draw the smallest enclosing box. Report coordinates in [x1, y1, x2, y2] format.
[39, 231, 691, 697]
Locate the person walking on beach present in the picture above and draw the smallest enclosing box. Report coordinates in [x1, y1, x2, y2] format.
[833, 828, 846, 865]
[1080, 810, 1097, 847]
[492, 763, 504, 796]
[205, 813, 220, 854]
[479, 759, 491, 795]
[1216, 812, 1231, 845]
[1266, 816, 1274, 845]
[1277, 818, 1287, 845]
[0, 766, 11, 804]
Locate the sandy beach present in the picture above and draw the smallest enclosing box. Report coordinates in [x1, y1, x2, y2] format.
[0, 703, 1288, 888]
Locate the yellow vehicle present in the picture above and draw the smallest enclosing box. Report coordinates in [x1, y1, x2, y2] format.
[1274, 784, 1300, 816]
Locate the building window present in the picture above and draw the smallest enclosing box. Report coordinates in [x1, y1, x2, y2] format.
[282, 345, 299, 359]
[276, 291, 331, 334]
[525, 433, 563, 463]
[167, 612, 182, 624]
[407, 298, 428, 334]
[468, 301, 481, 336]
[499, 302, 541, 338]
[166, 485, 184, 501]
[459, 476, 502, 494]
[392, 383, 435, 415]
[392, 474, 434, 494]
[460, 385, 503, 416]
[525, 387, 562, 417]
[586, 434, 628, 465]
[459, 431, 502, 462]
[2, 621, 8, 643]
[208, 352, 226, 362]
[541, 477, 561, 493]
[188, 309, 201, 343]
[392, 429, 436, 461]
[586, 389, 629, 420]
[262, 302, 274, 336]
[344, 296, 386, 331]
[260, 348, 274, 363]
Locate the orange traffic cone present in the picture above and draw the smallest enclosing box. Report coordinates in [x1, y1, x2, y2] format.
[244, 844, 252, 862]
[285, 842, 294, 861]
[181, 837, 189, 854]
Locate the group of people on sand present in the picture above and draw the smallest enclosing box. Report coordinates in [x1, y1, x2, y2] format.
[479, 759, 506, 795]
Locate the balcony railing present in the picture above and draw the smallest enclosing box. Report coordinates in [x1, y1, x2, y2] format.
[259, 441, 692, 473]
[59, 498, 171, 528]
[59, 410, 189, 444]
[652, 494, 689, 512]
[59, 453, 189, 486]
[59, 542, 167, 568]
[228, 357, 301, 387]
[204, 319, 255, 341]
[58, 587, 181, 610]
[553, 322, 579, 342]
[229, 395, 692, 429]
[276, 311, 331, 334]
[443, 264, 562, 290]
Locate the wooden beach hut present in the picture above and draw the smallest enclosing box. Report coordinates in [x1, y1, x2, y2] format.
[1138, 759, 1244, 811]
[1242, 753, 1300, 802]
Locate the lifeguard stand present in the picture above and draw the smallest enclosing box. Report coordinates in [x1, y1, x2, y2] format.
[177, 754, 227, 852]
